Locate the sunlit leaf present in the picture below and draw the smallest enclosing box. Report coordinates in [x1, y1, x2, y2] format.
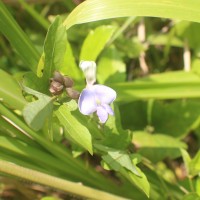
[80, 25, 116, 61]
[97, 47, 126, 84]
[41, 16, 67, 80]
[111, 71, 200, 101]
[60, 40, 82, 82]
[127, 166, 150, 198]
[55, 104, 93, 154]
[0, 69, 26, 110]
[63, 0, 200, 29]
[189, 150, 200, 176]
[23, 87, 54, 131]
[182, 193, 200, 200]
[24, 16, 67, 94]
[102, 150, 140, 176]
[132, 132, 187, 162]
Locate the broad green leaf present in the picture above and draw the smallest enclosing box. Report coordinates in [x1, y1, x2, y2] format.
[60, 40, 83, 82]
[97, 47, 126, 84]
[42, 16, 67, 81]
[41, 197, 60, 200]
[126, 167, 150, 198]
[132, 132, 187, 148]
[23, 72, 48, 94]
[196, 178, 200, 196]
[151, 100, 200, 138]
[102, 150, 140, 176]
[132, 132, 187, 162]
[0, 1, 40, 73]
[183, 193, 200, 200]
[0, 69, 26, 110]
[175, 21, 200, 50]
[100, 144, 150, 197]
[120, 99, 200, 138]
[100, 104, 132, 150]
[80, 25, 116, 61]
[55, 104, 93, 154]
[192, 58, 200, 75]
[111, 71, 200, 101]
[119, 101, 148, 131]
[23, 87, 54, 131]
[25, 16, 67, 94]
[189, 150, 200, 176]
[63, 0, 200, 30]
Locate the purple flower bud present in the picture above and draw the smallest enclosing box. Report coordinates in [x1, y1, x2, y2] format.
[63, 76, 74, 88]
[66, 88, 80, 99]
[78, 84, 116, 123]
[49, 81, 64, 95]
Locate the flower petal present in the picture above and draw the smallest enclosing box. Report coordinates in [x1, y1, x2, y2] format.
[102, 104, 114, 115]
[78, 88, 97, 115]
[92, 84, 116, 104]
[97, 106, 108, 123]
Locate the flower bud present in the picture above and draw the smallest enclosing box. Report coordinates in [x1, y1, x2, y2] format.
[63, 76, 74, 88]
[79, 61, 96, 86]
[53, 71, 64, 84]
[66, 88, 80, 99]
[49, 81, 64, 95]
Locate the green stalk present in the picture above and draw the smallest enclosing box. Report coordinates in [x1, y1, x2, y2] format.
[0, 160, 127, 200]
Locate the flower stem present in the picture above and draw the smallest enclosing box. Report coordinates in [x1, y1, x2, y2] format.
[0, 160, 127, 200]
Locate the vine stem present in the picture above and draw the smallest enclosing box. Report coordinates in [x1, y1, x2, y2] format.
[0, 160, 127, 200]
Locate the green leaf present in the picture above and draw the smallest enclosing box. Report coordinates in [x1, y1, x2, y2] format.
[132, 132, 187, 162]
[183, 193, 200, 200]
[41, 197, 60, 200]
[97, 47, 126, 84]
[55, 104, 93, 154]
[24, 16, 67, 94]
[63, 0, 200, 30]
[120, 99, 200, 138]
[102, 150, 140, 176]
[80, 25, 116, 61]
[100, 104, 132, 150]
[0, 69, 26, 110]
[181, 148, 191, 175]
[23, 87, 54, 131]
[151, 100, 200, 138]
[189, 150, 200, 176]
[196, 178, 200, 196]
[111, 71, 200, 101]
[126, 167, 150, 198]
[23, 72, 48, 93]
[175, 21, 200, 50]
[133, 132, 187, 148]
[41, 16, 67, 81]
[0, 1, 40, 73]
[60, 40, 83, 82]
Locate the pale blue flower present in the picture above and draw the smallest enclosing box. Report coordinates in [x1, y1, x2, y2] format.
[78, 84, 116, 123]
